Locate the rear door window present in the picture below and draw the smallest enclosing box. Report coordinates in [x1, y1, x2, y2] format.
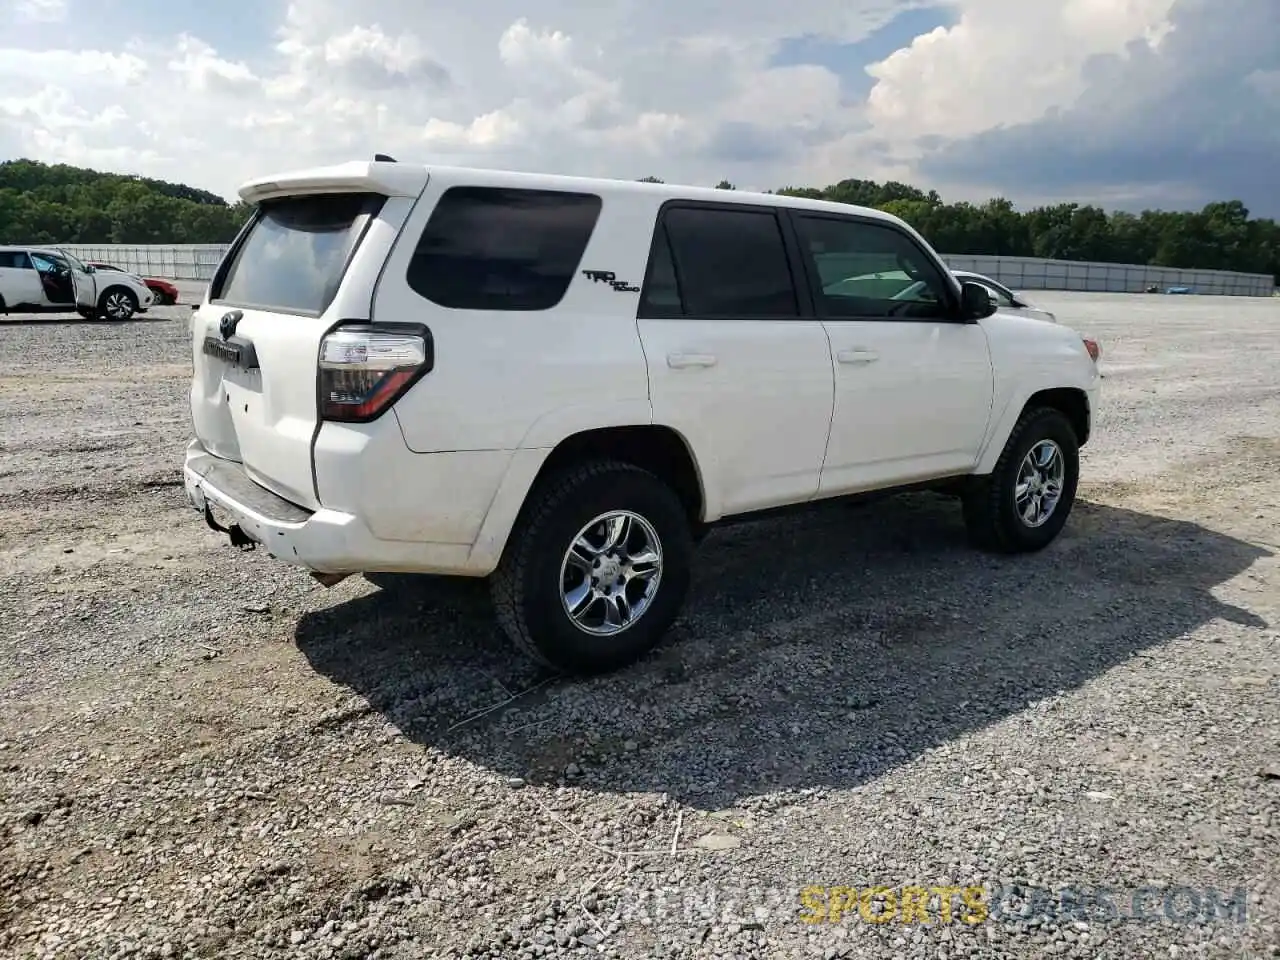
[655, 205, 799, 317]
[406, 186, 602, 311]
[0, 251, 33, 269]
[211, 193, 384, 315]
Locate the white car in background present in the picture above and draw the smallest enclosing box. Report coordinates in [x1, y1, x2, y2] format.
[951, 270, 1057, 323]
[830, 266, 1058, 325]
[0, 245, 154, 320]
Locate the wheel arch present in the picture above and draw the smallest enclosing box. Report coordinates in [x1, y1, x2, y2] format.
[976, 384, 1091, 475]
[532, 424, 706, 525]
[466, 423, 709, 575]
[1025, 387, 1090, 447]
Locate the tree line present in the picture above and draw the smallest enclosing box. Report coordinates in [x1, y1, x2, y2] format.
[0, 159, 251, 247]
[0, 159, 1275, 281]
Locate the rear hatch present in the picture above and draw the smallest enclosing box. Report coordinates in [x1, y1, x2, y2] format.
[190, 165, 426, 509]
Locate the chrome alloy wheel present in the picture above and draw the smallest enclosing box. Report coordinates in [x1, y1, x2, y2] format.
[559, 510, 663, 636]
[1015, 439, 1065, 528]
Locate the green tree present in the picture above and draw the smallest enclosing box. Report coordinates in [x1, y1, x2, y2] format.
[0, 158, 248, 245]
[1, 158, 1275, 285]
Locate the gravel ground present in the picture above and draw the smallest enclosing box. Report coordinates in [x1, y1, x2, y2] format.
[1, 290, 1278, 960]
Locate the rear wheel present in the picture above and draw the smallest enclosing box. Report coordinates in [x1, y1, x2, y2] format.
[962, 406, 1079, 552]
[99, 287, 138, 321]
[491, 460, 694, 675]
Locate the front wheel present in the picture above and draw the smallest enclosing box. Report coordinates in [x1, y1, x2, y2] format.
[962, 406, 1080, 553]
[490, 460, 694, 675]
[99, 287, 138, 321]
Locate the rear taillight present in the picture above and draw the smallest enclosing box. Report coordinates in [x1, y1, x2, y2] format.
[1082, 337, 1101, 362]
[318, 324, 433, 422]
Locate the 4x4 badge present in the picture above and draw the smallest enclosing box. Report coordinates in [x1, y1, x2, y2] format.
[219, 310, 243, 340]
[582, 270, 640, 293]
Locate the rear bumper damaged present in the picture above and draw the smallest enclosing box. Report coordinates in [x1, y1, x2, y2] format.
[182, 439, 478, 579]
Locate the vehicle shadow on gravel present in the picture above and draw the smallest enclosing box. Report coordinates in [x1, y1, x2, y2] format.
[295, 494, 1271, 810]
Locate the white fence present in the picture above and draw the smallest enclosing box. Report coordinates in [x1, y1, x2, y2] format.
[61, 244, 228, 282]
[940, 254, 1274, 298]
[60, 243, 1277, 297]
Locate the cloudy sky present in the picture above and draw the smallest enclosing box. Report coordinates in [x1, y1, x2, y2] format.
[1, 0, 1276, 215]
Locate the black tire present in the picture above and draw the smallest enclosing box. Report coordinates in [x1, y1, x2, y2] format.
[0, 294, 6, 316]
[98, 287, 138, 321]
[490, 460, 694, 675]
[962, 406, 1079, 553]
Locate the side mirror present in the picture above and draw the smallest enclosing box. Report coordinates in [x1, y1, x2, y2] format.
[959, 280, 997, 321]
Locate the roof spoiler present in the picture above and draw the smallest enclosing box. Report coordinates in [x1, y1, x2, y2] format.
[237, 160, 427, 204]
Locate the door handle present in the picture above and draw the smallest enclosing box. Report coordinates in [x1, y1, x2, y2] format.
[667, 352, 717, 369]
[837, 348, 879, 364]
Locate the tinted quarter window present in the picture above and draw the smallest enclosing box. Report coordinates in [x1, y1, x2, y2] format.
[406, 187, 602, 311]
[662, 206, 798, 317]
[213, 193, 384, 315]
[638, 226, 682, 317]
[0, 251, 32, 269]
[795, 215, 950, 319]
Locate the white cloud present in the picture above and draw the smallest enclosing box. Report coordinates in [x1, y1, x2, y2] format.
[863, 0, 1178, 139]
[167, 34, 258, 94]
[0, 0, 1273, 215]
[912, 0, 1280, 214]
[422, 110, 524, 150]
[11, 0, 66, 23]
[498, 18, 574, 68]
[0, 47, 149, 86]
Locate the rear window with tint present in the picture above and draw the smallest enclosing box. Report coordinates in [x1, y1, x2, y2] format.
[406, 186, 602, 311]
[212, 193, 384, 315]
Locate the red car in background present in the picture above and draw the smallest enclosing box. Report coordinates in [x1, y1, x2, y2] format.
[86, 262, 180, 305]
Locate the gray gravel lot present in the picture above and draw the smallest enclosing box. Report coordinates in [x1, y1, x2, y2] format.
[1, 290, 1278, 960]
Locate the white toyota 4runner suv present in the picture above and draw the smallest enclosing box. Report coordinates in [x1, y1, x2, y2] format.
[183, 159, 1101, 675]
